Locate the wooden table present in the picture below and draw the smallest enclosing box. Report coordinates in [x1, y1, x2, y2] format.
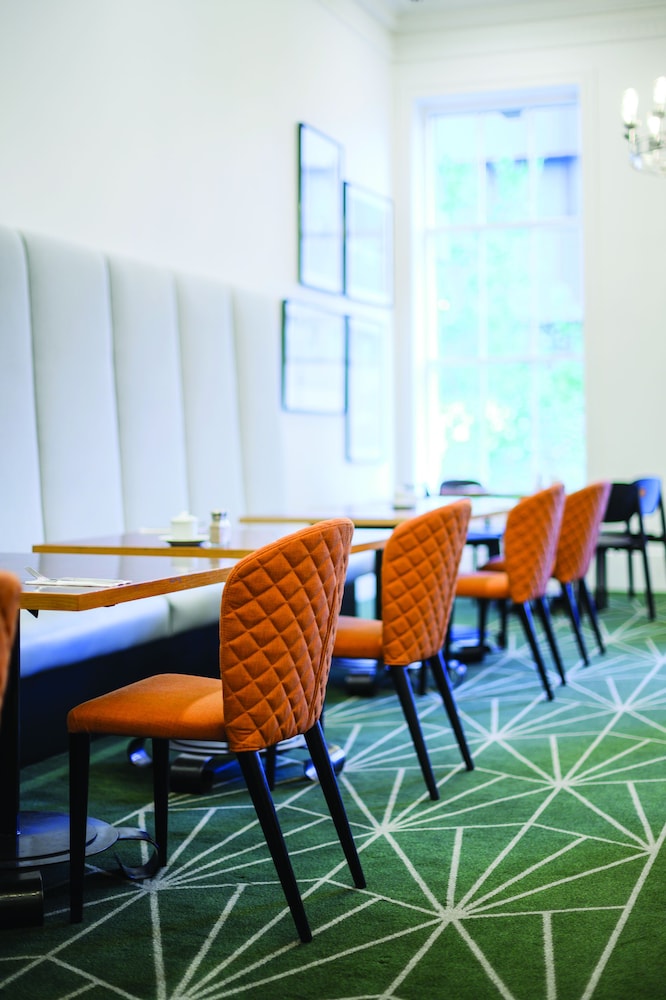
[0, 551, 236, 922]
[238, 494, 516, 528]
[33, 525, 392, 559]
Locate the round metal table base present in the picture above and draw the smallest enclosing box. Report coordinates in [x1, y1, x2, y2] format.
[0, 811, 119, 869]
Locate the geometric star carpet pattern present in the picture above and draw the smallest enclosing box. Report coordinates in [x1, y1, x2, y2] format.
[2, 593, 666, 999]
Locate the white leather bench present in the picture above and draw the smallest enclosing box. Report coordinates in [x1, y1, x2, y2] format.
[0, 225, 373, 761]
[0, 226, 260, 759]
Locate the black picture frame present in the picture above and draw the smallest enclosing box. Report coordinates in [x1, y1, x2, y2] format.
[298, 123, 344, 294]
[344, 183, 393, 305]
[346, 316, 386, 463]
[281, 300, 346, 414]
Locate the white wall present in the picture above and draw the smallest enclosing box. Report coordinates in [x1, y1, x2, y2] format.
[0, 0, 395, 512]
[3, 0, 666, 590]
[392, 1, 666, 591]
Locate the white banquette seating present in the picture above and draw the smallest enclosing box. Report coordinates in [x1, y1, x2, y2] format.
[0, 224, 297, 761]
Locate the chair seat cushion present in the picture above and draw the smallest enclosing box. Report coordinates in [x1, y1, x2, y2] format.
[333, 615, 383, 660]
[456, 571, 510, 600]
[479, 556, 505, 571]
[67, 672, 225, 740]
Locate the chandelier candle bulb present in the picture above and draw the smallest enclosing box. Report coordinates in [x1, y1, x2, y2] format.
[621, 87, 639, 127]
[621, 78, 666, 175]
[653, 75, 666, 111]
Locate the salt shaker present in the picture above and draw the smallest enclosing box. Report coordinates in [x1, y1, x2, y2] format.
[209, 510, 222, 544]
[219, 510, 232, 546]
[209, 510, 232, 546]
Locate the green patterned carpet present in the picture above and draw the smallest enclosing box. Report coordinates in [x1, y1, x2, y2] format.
[3, 593, 666, 999]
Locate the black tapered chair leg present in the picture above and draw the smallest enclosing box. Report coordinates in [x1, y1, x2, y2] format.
[389, 664, 439, 800]
[151, 738, 170, 868]
[536, 597, 567, 685]
[427, 650, 474, 771]
[236, 750, 312, 943]
[595, 548, 608, 611]
[517, 602, 554, 700]
[497, 599, 509, 648]
[304, 721, 365, 888]
[578, 579, 605, 654]
[69, 732, 91, 923]
[418, 658, 428, 696]
[263, 744, 277, 790]
[477, 598, 489, 648]
[627, 550, 635, 597]
[640, 546, 656, 619]
[560, 582, 589, 665]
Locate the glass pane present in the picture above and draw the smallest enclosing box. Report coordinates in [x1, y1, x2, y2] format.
[430, 115, 479, 225]
[432, 233, 480, 359]
[422, 95, 584, 496]
[535, 228, 583, 353]
[431, 364, 483, 485]
[536, 361, 586, 489]
[533, 105, 580, 218]
[485, 363, 535, 493]
[484, 111, 529, 222]
[485, 229, 531, 356]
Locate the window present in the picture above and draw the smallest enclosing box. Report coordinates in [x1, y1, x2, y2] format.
[417, 89, 585, 495]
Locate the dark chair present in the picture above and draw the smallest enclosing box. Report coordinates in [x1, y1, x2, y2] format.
[595, 478, 666, 620]
[439, 480, 503, 565]
[67, 519, 365, 942]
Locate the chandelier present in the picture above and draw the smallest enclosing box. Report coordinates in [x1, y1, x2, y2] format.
[621, 77, 666, 175]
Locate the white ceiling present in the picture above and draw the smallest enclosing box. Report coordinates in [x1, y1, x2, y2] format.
[356, 0, 663, 31]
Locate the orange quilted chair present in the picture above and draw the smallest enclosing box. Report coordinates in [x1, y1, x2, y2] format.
[455, 484, 566, 700]
[67, 519, 365, 942]
[332, 500, 474, 801]
[0, 571, 21, 716]
[552, 481, 611, 663]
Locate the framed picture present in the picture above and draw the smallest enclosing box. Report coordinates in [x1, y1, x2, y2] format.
[281, 300, 346, 414]
[298, 123, 344, 294]
[346, 317, 386, 463]
[344, 183, 393, 305]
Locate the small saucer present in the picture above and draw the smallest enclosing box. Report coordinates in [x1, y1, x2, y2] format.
[161, 535, 208, 547]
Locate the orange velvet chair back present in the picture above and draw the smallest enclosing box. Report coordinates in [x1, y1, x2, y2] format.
[553, 481, 611, 585]
[219, 517, 353, 752]
[0, 570, 21, 715]
[503, 484, 565, 604]
[381, 499, 471, 665]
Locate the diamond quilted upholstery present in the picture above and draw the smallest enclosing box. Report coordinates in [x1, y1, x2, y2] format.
[0, 571, 21, 714]
[458, 486, 565, 602]
[220, 518, 353, 752]
[553, 482, 611, 584]
[333, 500, 471, 668]
[381, 500, 471, 664]
[503, 483, 565, 603]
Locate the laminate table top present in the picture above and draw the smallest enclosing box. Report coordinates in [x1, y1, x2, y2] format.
[238, 494, 516, 529]
[32, 525, 392, 560]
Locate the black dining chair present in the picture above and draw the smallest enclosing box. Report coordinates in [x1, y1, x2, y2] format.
[595, 478, 666, 620]
[439, 480, 503, 565]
